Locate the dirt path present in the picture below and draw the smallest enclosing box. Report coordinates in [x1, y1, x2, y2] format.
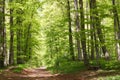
[0, 66, 86, 80]
[0, 67, 120, 80]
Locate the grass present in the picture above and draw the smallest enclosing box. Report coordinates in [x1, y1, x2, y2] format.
[89, 59, 120, 70]
[47, 59, 120, 74]
[9, 59, 43, 73]
[11, 67, 23, 73]
[47, 61, 86, 74]
[9, 64, 27, 73]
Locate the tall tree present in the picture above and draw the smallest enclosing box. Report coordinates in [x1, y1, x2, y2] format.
[89, 0, 99, 59]
[90, 0, 109, 59]
[79, 0, 89, 66]
[9, 0, 14, 65]
[94, 0, 109, 59]
[0, 0, 7, 67]
[112, 0, 120, 60]
[67, 0, 75, 60]
[89, 0, 95, 59]
[74, 0, 82, 60]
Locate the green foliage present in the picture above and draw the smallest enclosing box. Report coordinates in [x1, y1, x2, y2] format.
[47, 61, 86, 74]
[27, 55, 43, 68]
[1, 0, 120, 79]
[10, 66, 24, 73]
[12, 68, 23, 73]
[102, 61, 120, 70]
[90, 59, 120, 70]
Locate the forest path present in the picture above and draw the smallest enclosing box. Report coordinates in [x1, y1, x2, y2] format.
[0, 66, 120, 80]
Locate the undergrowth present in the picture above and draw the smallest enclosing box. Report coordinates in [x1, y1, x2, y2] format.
[47, 61, 86, 74]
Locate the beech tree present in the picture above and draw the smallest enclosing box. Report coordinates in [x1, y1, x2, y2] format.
[79, 0, 89, 66]
[0, 0, 120, 69]
[0, 0, 7, 67]
[67, 0, 75, 60]
[112, 0, 120, 60]
[74, 0, 82, 60]
[9, 0, 14, 65]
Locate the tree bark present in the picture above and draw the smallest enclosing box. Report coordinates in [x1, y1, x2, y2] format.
[0, 0, 7, 67]
[79, 0, 89, 66]
[74, 0, 82, 60]
[92, 0, 109, 59]
[89, 0, 95, 59]
[95, 0, 109, 59]
[9, 0, 14, 65]
[112, 0, 120, 61]
[67, 0, 75, 60]
[89, 0, 100, 59]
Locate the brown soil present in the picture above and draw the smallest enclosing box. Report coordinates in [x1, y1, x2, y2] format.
[0, 67, 120, 80]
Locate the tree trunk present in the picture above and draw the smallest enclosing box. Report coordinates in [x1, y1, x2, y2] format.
[95, 1, 109, 59]
[9, 0, 14, 65]
[74, 0, 82, 60]
[89, 0, 100, 59]
[92, 0, 109, 59]
[79, 0, 89, 66]
[112, 0, 120, 61]
[67, 0, 75, 60]
[89, 0, 95, 59]
[86, 0, 90, 57]
[0, 0, 7, 67]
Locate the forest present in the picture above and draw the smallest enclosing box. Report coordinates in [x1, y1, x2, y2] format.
[0, 0, 120, 80]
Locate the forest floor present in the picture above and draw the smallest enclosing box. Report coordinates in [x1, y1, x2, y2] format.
[0, 66, 120, 80]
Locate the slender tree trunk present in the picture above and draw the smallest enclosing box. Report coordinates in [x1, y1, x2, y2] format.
[74, 0, 82, 60]
[89, 0, 95, 59]
[95, 0, 109, 59]
[3, 12, 7, 66]
[0, 0, 4, 67]
[9, 0, 14, 65]
[112, 0, 120, 60]
[0, 0, 7, 67]
[89, 0, 100, 59]
[79, 0, 89, 66]
[67, 0, 75, 60]
[90, 0, 109, 59]
[94, 29, 99, 59]
[86, 0, 90, 57]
